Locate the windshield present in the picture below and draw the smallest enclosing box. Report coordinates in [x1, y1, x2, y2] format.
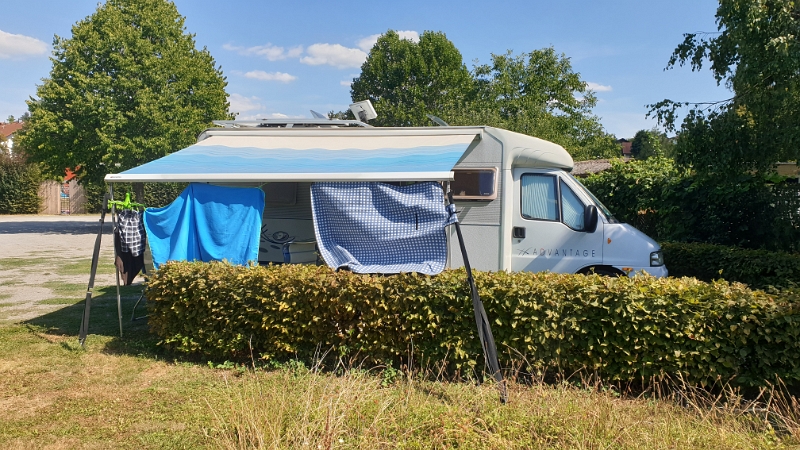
[566, 173, 619, 223]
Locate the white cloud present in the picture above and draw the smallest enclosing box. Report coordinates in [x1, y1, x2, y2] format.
[586, 82, 613, 92]
[397, 30, 421, 42]
[357, 30, 420, 51]
[244, 70, 297, 83]
[340, 80, 352, 87]
[300, 43, 367, 69]
[228, 93, 263, 114]
[0, 29, 48, 59]
[223, 43, 303, 61]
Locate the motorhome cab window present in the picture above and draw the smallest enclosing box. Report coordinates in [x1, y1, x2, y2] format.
[560, 180, 585, 230]
[451, 168, 497, 200]
[520, 174, 559, 221]
[520, 174, 588, 230]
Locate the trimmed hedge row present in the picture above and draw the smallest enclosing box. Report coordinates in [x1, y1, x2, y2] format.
[147, 262, 800, 387]
[84, 181, 188, 213]
[662, 242, 800, 290]
[0, 156, 41, 214]
[582, 157, 800, 253]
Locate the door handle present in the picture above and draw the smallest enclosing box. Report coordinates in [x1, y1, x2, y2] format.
[513, 226, 526, 239]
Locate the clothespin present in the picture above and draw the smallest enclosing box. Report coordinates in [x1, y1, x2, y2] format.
[108, 192, 145, 210]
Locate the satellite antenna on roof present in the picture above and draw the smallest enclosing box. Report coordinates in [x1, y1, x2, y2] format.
[310, 110, 327, 119]
[349, 100, 377, 123]
[426, 114, 449, 127]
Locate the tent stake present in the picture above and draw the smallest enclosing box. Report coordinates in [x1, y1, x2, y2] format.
[447, 190, 507, 404]
[79, 192, 110, 347]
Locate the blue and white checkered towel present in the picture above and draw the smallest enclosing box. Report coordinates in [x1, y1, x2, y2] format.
[311, 182, 455, 275]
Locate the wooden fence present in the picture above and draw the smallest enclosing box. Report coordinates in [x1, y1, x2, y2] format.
[38, 180, 86, 214]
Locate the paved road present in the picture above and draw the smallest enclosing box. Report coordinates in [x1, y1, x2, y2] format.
[0, 215, 119, 321]
[0, 215, 111, 235]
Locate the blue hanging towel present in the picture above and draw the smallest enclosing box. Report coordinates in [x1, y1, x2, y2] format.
[144, 183, 265, 268]
[311, 182, 455, 275]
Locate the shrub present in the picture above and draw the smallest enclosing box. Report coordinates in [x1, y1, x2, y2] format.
[147, 262, 800, 387]
[661, 242, 800, 290]
[0, 155, 42, 214]
[582, 158, 800, 252]
[84, 181, 188, 213]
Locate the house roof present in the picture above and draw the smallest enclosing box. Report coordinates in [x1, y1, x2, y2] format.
[571, 159, 614, 176]
[0, 122, 23, 139]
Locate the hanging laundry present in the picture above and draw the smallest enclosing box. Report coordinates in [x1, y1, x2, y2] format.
[117, 209, 146, 257]
[143, 183, 265, 268]
[311, 182, 456, 275]
[114, 226, 144, 285]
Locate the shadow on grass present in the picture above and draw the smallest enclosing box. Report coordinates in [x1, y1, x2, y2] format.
[22, 284, 167, 359]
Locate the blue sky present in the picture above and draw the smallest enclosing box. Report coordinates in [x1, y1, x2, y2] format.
[1, 0, 729, 138]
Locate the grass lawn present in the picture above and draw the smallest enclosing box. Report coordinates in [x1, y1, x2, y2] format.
[0, 264, 797, 448]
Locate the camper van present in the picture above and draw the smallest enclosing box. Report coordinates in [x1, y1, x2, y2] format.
[106, 120, 666, 278]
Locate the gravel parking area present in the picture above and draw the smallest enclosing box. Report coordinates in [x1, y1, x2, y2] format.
[0, 215, 123, 321]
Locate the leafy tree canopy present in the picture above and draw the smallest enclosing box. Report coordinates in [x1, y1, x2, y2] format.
[630, 128, 673, 160]
[351, 31, 619, 160]
[0, 134, 8, 157]
[649, 0, 800, 174]
[18, 0, 232, 186]
[468, 49, 619, 160]
[351, 30, 473, 127]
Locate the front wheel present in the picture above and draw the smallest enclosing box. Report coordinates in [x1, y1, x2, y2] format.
[579, 266, 625, 277]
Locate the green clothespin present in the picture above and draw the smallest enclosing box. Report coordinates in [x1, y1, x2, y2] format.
[108, 192, 145, 210]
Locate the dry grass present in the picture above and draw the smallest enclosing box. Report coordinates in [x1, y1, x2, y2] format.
[0, 253, 797, 449]
[204, 364, 798, 450]
[0, 297, 797, 449]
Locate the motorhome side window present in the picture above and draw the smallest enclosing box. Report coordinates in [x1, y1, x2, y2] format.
[560, 180, 585, 230]
[451, 168, 497, 200]
[520, 174, 559, 221]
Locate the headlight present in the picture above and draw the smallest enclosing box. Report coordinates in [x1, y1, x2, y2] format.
[650, 250, 664, 267]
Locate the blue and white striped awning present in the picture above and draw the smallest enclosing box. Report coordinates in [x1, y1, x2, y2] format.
[105, 128, 481, 183]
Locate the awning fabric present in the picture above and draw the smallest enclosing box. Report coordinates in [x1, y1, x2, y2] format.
[105, 131, 478, 183]
[311, 182, 456, 275]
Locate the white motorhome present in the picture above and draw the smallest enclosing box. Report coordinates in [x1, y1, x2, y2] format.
[106, 120, 666, 277]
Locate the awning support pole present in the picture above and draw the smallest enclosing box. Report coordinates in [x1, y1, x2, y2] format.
[110, 185, 123, 337]
[446, 190, 507, 404]
[79, 192, 111, 347]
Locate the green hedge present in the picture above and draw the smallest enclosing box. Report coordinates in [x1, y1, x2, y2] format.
[0, 155, 42, 214]
[147, 262, 800, 387]
[582, 157, 800, 252]
[662, 242, 800, 290]
[84, 181, 188, 213]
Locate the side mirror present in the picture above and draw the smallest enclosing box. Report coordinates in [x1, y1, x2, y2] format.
[584, 205, 598, 233]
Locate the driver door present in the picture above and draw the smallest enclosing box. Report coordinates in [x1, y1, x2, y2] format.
[510, 169, 603, 273]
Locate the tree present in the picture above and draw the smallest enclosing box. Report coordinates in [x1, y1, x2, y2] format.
[351, 30, 473, 127]
[353, 34, 619, 160]
[631, 128, 666, 160]
[17, 0, 232, 188]
[0, 134, 9, 157]
[650, 0, 800, 174]
[468, 49, 619, 160]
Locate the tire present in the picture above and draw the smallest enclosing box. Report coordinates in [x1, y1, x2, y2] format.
[580, 266, 624, 277]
